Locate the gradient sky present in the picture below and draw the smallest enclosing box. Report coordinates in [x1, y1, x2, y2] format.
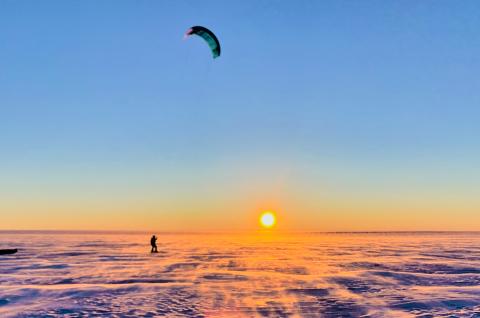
[1, 1, 479, 231]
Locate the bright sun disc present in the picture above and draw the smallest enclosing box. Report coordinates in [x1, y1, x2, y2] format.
[260, 212, 276, 228]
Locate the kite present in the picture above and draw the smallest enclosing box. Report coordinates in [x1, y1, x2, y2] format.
[185, 26, 221, 59]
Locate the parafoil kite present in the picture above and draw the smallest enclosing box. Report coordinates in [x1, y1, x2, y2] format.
[185, 26, 221, 59]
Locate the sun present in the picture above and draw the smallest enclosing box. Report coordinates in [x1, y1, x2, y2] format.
[260, 211, 276, 228]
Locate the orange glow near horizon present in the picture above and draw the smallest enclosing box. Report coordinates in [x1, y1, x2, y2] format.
[3, 189, 480, 231]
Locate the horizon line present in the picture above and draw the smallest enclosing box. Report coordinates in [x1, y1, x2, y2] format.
[1, 229, 480, 235]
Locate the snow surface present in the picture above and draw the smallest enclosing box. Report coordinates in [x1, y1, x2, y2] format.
[1, 232, 480, 317]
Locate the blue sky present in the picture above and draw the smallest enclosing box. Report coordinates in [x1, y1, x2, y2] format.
[1, 1, 479, 230]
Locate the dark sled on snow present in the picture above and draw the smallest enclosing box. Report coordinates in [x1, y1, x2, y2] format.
[0, 249, 18, 255]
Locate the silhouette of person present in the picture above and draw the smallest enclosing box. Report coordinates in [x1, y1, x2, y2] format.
[150, 235, 158, 253]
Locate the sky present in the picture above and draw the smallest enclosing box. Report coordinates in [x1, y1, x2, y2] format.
[1, 1, 479, 231]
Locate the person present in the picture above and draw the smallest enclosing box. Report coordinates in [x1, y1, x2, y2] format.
[150, 235, 158, 253]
